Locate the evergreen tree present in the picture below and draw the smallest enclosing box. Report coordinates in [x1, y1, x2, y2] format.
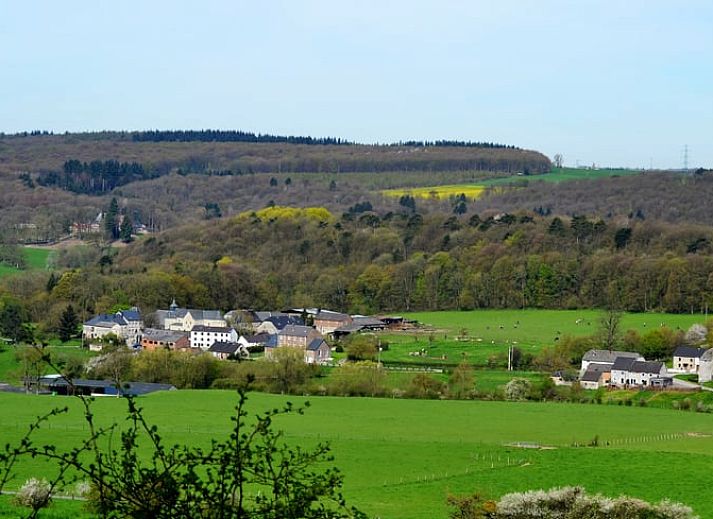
[58, 304, 79, 342]
[104, 198, 119, 239]
[119, 215, 133, 243]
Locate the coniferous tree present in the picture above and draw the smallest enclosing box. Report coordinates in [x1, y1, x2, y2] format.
[58, 304, 79, 342]
[119, 215, 133, 243]
[104, 198, 119, 239]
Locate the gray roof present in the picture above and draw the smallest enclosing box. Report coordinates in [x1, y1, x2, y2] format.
[630, 360, 664, 374]
[315, 311, 350, 322]
[38, 377, 175, 396]
[142, 328, 188, 343]
[581, 364, 610, 382]
[243, 333, 271, 344]
[85, 309, 142, 328]
[279, 325, 317, 337]
[264, 315, 304, 330]
[674, 346, 708, 358]
[191, 325, 234, 333]
[611, 357, 637, 371]
[352, 316, 385, 327]
[307, 338, 329, 351]
[208, 341, 242, 354]
[582, 349, 641, 364]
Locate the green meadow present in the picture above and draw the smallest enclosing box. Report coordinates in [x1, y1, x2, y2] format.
[0, 247, 51, 277]
[1, 391, 713, 518]
[404, 309, 707, 347]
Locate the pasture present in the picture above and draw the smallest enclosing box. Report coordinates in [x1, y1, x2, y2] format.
[0, 247, 51, 277]
[1, 391, 713, 518]
[404, 309, 707, 347]
[378, 168, 644, 203]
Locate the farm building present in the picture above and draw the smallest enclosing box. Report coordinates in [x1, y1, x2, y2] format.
[610, 358, 669, 388]
[580, 349, 643, 376]
[672, 346, 708, 373]
[208, 341, 249, 360]
[700, 349, 713, 383]
[579, 363, 611, 390]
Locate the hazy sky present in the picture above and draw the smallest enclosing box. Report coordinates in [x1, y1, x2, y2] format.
[1, 1, 711, 168]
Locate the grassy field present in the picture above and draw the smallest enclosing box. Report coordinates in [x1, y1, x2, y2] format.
[378, 167, 644, 201]
[1, 391, 713, 518]
[404, 309, 708, 348]
[0, 344, 93, 385]
[0, 247, 51, 277]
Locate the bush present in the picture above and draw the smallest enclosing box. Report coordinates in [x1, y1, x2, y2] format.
[504, 378, 532, 401]
[493, 486, 697, 518]
[13, 478, 52, 513]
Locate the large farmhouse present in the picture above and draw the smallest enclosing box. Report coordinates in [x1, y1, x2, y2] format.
[672, 346, 708, 373]
[155, 300, 226, 332]
[83, 308, 143, 349]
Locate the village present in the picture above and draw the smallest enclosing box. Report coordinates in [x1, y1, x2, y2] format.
[80, 301, 713, 394]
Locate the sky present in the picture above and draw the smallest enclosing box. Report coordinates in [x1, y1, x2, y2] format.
[1, 0, 711, 168]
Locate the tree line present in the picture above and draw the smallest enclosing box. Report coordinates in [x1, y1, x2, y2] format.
[36, 159, 159, 195]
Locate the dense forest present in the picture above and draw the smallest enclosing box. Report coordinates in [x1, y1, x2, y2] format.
[6, 206, 713, 341]
[0, 132, 550, 177]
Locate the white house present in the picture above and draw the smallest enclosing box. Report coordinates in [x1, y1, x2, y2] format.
[699, 349, 713, 383]
[155, 300, 226, 332]
[580, 349, 643, 376]
[672, 346, 708, 373]
[190, 325, 238, 350]
[83, 308, 143, 349]
[610, 357, 668, 388]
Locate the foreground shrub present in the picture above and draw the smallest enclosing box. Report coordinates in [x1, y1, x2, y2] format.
[494, 486, 697, 518]
[13, 477, 51, 513]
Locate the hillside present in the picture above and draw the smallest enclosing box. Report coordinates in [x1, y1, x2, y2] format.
[0, 132, 550, 177]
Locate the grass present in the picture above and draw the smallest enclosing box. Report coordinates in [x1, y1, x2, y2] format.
[0, 345, 94, 385]
[378, 167, 645, 201]
[403, 309, 707, 347]
[0, 247, 51, 278]
[1, 391, 713, 518]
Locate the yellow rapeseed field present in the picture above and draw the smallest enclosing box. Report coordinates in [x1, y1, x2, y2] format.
[381, 184, 486, 200]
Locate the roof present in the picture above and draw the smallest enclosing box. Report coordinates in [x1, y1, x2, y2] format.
[38, 377, 176, 396]
[611, 357, 637, 371]
[265, 334, 278, 347]
[674, 346, 708, 358]
[242, 333, 271, 344]
[279, 324, 317, 337]
[315, 311, 350, 322]
[334, 323, 366, 334]
[142, 328, 188, 343]
[254, 311, 289, 322]
[307, 338, 329, 351]
[630, 360, 664, 374]
[265, 315, 304, 329]
[582, 349, 641, 364]
[119, 308, 142, 321]
[581, 364, 610, 382]
[352, 316, 385, 327]
[208, 341, 242, 354]
[85, 313, 126, 328]
[191, 325, 234, 334]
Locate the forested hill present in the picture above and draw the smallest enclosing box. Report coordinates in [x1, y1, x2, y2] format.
[96, 206, 713, 316]
[0, 131, 551, 178]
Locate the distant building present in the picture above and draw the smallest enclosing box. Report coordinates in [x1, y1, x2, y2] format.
[699, 349, 713, 383]
[189, 325, 239, 351]
[264, 325, 330, 364]
[155, 299, 226, 332]
[580, 349, 643, 376]
[610, 358, 668, 388]
[208, 341, 249, 361]
[672, 346, 708, 373]
[141, 328, 190, 351]
[579, 363, 611, 390]
[83, 308, 143, 348]
[314, 311, 352, 335]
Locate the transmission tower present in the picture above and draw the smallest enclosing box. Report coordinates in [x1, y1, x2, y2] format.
[683, 144, 689, 172]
